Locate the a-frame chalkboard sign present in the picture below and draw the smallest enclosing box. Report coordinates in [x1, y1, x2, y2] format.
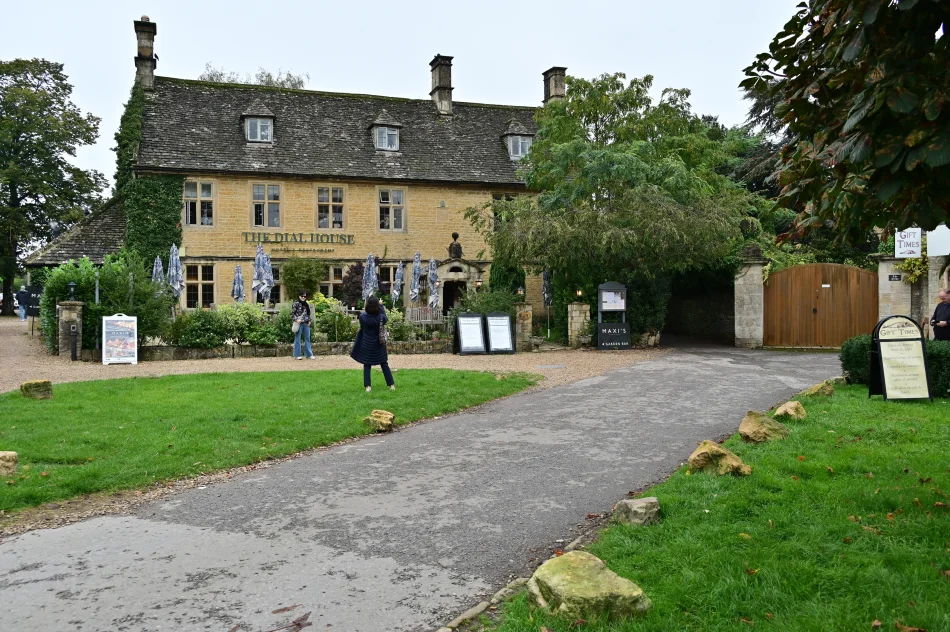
[869, 315, 932, 401]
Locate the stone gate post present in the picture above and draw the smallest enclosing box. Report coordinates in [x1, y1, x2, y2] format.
[57, 300, 85, 359]
[875, 255, 913, 321]
[734, 258, 767, 348]
[514, 303, 532, 352]
[568, 302, 590, 348]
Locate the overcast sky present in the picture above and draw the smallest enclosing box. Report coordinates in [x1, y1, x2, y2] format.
[2, 0, 800, 190]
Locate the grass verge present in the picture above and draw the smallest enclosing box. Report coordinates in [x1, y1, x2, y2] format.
[487, 385, 950, 631]
[0, 369, 536, 512]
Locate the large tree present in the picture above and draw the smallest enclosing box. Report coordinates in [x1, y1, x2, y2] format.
[0, 59, 105, 314]
[742, 0, 949, 241]
[468, 72, 747, 285]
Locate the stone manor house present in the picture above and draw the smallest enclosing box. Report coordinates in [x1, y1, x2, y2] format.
[28, 17, 565, 312]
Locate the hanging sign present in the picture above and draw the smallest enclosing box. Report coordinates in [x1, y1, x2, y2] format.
[486, 313, 514, 354]
[895, 228, 922, 258]
[455, 313, 487, 355]
[869, 315, 931, 401]
[25, 285, 43, 317]
[102, 314, 138, 365]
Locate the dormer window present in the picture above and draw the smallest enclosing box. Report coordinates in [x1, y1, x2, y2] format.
[508, 135, 532, 160]
[246, 117, 273, 142]
[375, 126, 399, 151]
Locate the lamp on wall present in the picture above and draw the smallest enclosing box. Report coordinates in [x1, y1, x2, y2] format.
[67, 281, 77, 300]
[517, 286, 525, 297]
[475, 278, 483, 291]
[435, 280, 441, 289]
[576, 289, 583, 298]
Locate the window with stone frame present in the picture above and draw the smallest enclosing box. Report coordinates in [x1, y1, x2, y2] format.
[319, 265, 346, 301]
[317, 186, 345, 229]
[378, 188, 405, 231]
[378, 264, 399, 296]
[184, 181, 214, 226]
[246, 117, 273, 142]
[185, 264, 215, 309]
[252, 183, 281, 228]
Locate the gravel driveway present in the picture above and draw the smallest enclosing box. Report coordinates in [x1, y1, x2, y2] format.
[0, 332, 841, 632]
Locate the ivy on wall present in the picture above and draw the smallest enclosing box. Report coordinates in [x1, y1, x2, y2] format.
[114, 83, 183, 266]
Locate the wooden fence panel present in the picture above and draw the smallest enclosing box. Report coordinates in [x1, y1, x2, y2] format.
[764, 263, 878, 347]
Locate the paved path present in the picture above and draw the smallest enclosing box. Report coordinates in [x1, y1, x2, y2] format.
[0, 345, 840, 631]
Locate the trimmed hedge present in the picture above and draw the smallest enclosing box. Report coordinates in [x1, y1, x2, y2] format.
[840, 334, 950, 398]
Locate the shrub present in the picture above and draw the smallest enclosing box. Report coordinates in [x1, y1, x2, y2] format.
[217, 302, 268, 344]
[315, 303, 358, 342]
[280, 258, 329, 298]
[245, 319, 280, 345]
[926, 340, 950, 398]
[839, 334, 873, 384]
[385, 308, 423, 342]
[274, 306, 296, 344]
[165, 310, 228, 349]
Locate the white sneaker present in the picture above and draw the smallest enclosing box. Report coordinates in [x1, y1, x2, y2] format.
[307, 356, 316, 360]
[295, 356, 303, 361]
[365, 386, 372, 392]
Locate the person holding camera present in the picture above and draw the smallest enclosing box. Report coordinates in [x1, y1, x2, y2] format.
[350, 296, 395, 392]
[931, 289, 950, 341]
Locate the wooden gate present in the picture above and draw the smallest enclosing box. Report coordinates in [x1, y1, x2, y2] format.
[764, 263, 878, 347]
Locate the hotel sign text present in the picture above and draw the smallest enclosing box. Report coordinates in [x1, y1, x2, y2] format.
[243, 232, 356, 245]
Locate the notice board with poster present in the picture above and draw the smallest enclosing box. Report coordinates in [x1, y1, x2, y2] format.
[102, 314, 138, 365]
[869, 315, 931, 401]
[454, 313, 487, 355]
[485, 313, 514, 354]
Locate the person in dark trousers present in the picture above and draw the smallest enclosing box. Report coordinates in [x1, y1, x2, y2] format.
[291, 291, 314, 360]
[931, 289, 950, 341]
[351, 296, 395, 392]
[15, 286, 28, 321]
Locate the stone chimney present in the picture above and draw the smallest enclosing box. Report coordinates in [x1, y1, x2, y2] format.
[543, 67, 567, 105]
[429, 54, 453, 115]
[134, 16, 158, 90]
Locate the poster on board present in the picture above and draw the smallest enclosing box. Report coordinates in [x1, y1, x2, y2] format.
[486, 313, 514, 354]
[869, 315, 931, 401]
[455, 313, 487, 355]
[102, 314, 138, 365]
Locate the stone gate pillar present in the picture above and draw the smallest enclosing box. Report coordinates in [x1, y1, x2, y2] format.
[875, 255, 913, 321]
[514, 303, 532, 352]
[57, 301, 84, 359]
[734, 258, 767, 349]
[927, 254, 949, 339]
[568, 302, 590, 348]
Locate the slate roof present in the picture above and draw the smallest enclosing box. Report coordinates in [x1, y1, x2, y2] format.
[25, 200, 125, 267]
[136, 77, 538, 185]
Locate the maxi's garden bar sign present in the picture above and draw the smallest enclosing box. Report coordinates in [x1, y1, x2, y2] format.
[869, 315, 931, 401]
[102, 314, 138, 365]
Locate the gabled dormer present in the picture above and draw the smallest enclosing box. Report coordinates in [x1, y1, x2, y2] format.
[502, 119, 533, 161]
[371, 109, 402, 151]
[242, 99, 275, 143]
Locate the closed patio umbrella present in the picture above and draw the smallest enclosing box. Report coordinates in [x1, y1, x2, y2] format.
[261, 253, 275, 305]
[391, 261, 404, 305]
[362, 253, 378, 301]
[427, 259, 439, 310]
[231, 265, 246, 302]
[251, 244, 267, 302]
[166, 245, 184, 299]
[409, 252, 422, 303]
[151, 256, 165, 285]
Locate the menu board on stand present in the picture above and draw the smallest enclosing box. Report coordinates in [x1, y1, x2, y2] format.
[485, 313, 514, 354]
[869, 315, 931, 401]
[454, 313, 487, 355]
[102, 314, 139, 365]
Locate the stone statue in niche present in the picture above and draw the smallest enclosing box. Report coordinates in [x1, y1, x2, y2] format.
[448, 232, 463, 259]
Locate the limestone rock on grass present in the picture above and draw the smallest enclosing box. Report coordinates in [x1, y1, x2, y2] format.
[20, 380, 53, 400]
[614, 497, 660, 526]
[739, 411, 790, 443]
[688, 440, 752, 476]
[363, 409, 395, 433]
[801, 382, 834, 397]
[0, 452, 17, 477]
[775, 401, 806, 420]
[527, 551, 651, 620]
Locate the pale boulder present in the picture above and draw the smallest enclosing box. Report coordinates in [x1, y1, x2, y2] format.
[527, 551, 651, 620]
[688, 440, 752, 476]
[801, 382, 834, 397]
[739, 411, 790, 443]
[774, 401, 806, 420]
[0, 451, 17, 477]
[614, 497, 660, 526]
[363, 409, 394, 433]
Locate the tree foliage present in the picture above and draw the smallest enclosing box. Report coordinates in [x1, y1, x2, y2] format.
[341, 261, 364, 306]
[0, 59, 106, 314]
[743, 0, 950, 241]
[280, 257, 329, 298]
[198, 63, 309, 89]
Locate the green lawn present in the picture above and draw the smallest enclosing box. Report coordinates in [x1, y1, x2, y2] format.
[487, 385, 950, 632]
[0, 369, 536, 512]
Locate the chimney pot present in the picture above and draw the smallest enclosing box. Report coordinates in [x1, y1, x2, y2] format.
[429, 54, 454, 116]
[133, 18, 158, 90]
[543, 66, 567, 105]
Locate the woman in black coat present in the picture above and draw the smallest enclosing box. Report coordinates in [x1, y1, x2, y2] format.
[350, 296, 395, 392]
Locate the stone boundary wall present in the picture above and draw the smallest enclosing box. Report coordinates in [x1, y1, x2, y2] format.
[79, 340, 452, 363]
